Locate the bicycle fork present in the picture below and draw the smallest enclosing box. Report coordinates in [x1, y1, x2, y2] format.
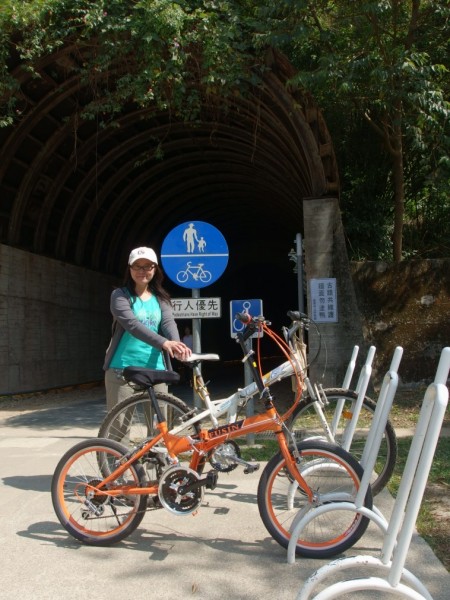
[277, 426, 315, 504]
[303, 377, 337, 442]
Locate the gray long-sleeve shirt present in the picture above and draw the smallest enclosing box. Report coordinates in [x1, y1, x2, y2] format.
[103, 287, 180, 370]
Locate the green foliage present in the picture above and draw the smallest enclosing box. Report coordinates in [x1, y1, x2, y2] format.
[261, 0, 450, 260]
[0, 0, 264, 121]
[0, 0, 449, 259]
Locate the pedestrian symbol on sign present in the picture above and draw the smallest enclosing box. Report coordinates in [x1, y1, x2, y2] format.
[182, 223, 199, 253]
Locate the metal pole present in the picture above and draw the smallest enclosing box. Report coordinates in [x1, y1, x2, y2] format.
[192, 289, 202, 409]
[296, 233, 304, 313]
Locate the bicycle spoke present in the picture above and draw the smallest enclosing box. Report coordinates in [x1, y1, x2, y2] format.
[52, 440, 147, 545]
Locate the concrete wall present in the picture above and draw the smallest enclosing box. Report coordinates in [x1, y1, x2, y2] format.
[302, 200, 449, 388]
[0, 244, 118, 394]
[303, 198, 366, 387]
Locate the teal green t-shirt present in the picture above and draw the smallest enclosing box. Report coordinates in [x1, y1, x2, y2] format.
[110, 295, 165, 369]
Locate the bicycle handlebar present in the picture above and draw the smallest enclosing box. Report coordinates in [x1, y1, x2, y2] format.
[235, 311, 252, 325]
[287, 310, 309, 323]
[235, 312, 259, 343]
[235, 312, 268, 325]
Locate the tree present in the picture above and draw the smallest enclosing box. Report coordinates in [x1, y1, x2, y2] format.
[1, 1, 449, 260]
[0, 0, 264, 125]
[255, 1, 450, 261]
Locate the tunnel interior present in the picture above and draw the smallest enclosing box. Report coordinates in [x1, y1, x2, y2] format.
[0, 46, 339, 360]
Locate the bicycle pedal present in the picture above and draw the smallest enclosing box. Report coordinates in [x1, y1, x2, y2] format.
[205, 470, 218, 490]
[243, 463, 260, 474]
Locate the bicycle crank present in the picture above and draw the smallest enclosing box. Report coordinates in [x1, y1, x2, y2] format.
[209, 440, 241, 472]
[209, 440, 259, 474]
[158, 466, 218, 515]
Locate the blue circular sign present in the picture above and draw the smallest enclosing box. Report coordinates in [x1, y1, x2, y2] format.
[161, 221, 229, 289]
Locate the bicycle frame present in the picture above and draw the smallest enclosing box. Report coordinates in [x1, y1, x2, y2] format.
[126, 312, 369, 455]
[92, 395, 313, 502]
[172, 355, 301, 432]
[165, 316, 306, 434]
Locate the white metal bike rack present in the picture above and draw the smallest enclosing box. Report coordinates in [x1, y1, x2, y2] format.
[317, 345, 376, 448]
[287, 345, 381, 512]
[292, 346, 450, 600]
[338, 345, 377, 451]
[288, 346, 403, 564]
[341, 345, 360, 389]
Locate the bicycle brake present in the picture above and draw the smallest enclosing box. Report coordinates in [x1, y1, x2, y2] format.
[316, 384, 329, 407]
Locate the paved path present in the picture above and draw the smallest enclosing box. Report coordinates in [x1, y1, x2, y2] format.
[0, 389, 449, 600]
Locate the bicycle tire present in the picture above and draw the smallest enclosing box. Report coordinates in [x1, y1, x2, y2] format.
[52, 438, 147, 545]
[287, 388, 397, 495]
[199, 270, 212, 283]
[99, 391, 201, 480]
[257, 440, 372, 558]
[99, 390, 199, 444]
[176, 271, 188, 283]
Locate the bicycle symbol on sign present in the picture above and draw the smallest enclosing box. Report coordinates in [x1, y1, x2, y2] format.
[176, 262, 212, 284]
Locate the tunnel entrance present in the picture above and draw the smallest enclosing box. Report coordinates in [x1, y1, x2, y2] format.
[1, 46, 357, 394]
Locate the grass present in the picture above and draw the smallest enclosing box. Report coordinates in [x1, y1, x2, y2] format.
[239, 434, 450, 572]
[386, 436, 450, 571]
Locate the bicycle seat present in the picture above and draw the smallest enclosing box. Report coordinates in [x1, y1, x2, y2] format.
[182, 352, 220, 363]
[123, 367, 180, 387]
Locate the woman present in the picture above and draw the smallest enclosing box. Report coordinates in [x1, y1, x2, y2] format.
[104, 246, 191, 411]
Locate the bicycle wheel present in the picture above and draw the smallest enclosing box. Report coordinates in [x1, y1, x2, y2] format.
[99, 391, 199, 445]
[257, 440, 372, 558]
[99, 391, 200, 480]
[176, 271, 189, 283]
[52, 439, 147, 545]
[288, 389, 397, 495]
[199, 270, 212, 283]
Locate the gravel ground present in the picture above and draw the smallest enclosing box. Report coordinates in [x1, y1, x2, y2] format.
[0, 382, 106, 415]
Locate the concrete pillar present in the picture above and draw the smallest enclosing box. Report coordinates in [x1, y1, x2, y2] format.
[303, 198, 365, 387]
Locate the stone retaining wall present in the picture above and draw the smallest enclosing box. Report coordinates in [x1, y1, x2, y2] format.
[351, 259, 450, 384]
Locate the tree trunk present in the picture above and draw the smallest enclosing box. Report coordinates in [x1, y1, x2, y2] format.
[391, 148, 404, 262]
[364, 106, 406, 263]
[391, 122, 405, 263]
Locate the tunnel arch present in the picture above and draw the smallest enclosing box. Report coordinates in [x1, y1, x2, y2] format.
[0, 46, 339, 279]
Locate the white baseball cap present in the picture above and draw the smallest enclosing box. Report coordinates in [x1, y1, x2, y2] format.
[128, 247, 158, 265]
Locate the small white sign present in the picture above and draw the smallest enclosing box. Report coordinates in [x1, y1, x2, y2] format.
[310, 278, 338, 323]
[171, 297, 221, 319]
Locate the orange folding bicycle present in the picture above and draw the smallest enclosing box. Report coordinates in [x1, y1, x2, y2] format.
[51, 313, 373, 558]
